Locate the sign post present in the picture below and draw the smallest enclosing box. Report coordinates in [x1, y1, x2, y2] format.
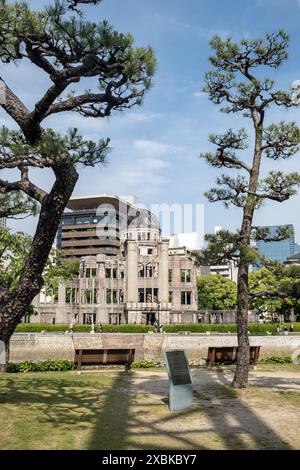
[164, 349, 193, 412]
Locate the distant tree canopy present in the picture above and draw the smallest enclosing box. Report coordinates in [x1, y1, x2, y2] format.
[249, 265, 300, 318]
[0, 227, 79, 308]
[197, 275, 237, 310]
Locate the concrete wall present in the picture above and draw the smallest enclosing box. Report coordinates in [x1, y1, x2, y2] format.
[10, 334, 75, 362]
[144, 334, 300, 362]
[9, 333, 300, 364]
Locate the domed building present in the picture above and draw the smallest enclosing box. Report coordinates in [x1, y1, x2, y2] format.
[33, 195, 200, 326]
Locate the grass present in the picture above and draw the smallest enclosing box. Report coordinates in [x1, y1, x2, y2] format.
[0, 367, 300, 450]
[0, 372, 122, 450]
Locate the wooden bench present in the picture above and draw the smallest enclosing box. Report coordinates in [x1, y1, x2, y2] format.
[74, 348, 135, 372]
[206, 346, 261, 367]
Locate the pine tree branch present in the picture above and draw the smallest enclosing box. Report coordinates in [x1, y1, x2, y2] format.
[249, 289, 288, 299]
[45, 90, 124, 117]
[262, 122, 300, 159]
[67, 0, 102, 11]
[0, 169, 47, 203]
[0, 2, 156, 143]
[202, 148, 251, 173]
[0, 80, 33, 137]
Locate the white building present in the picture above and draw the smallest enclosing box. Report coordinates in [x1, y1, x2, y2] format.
[169, 232, 203, 250]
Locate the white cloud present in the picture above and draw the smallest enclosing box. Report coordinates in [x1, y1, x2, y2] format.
[45, 112, 106, 135]
[79, 161, 169, 198]
[193, 91, 206, 98]
[150, 14, 230, 40]
[133, 139, 181, 157]
[139, 158, 169, 171]
[126, 112, 163, 122]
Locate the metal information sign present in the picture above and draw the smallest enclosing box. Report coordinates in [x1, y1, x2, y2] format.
[164, 350, 193, 411]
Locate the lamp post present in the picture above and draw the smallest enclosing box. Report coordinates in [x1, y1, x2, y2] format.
[156, 301, 161, 333]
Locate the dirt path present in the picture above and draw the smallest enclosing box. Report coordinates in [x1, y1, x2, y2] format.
[132, 367, 300, 392]
[123, 368, 300, 450]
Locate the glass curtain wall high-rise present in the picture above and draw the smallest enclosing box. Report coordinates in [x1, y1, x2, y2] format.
[254, 224, 295, 264]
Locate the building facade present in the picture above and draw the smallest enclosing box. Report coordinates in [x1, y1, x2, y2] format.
[208, 260, 238, 283]
[57, 195, 131, 259]
[33, 196, 200, 325]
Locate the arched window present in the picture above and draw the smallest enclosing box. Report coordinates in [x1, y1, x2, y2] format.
[146, 263, 153, 278]
[138, 263, 145, 278]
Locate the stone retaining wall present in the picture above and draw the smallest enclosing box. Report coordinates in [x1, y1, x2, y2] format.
[9, 333, 300, 363]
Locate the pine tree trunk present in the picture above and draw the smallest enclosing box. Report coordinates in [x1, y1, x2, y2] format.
[232, 109, 264, 388]
[232, 257, 250, 388]
[0, 164, 78, 371]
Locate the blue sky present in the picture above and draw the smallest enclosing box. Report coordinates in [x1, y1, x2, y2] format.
[2, 0, 300, 241]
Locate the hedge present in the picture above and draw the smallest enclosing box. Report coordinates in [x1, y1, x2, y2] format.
[7, 360, 75, 373]
[15, 323, 156, 333]
[15, 322, 300, 335]
[132, 361, 159, 369]
[7, 357, 300, 373]
[163, 323, 300, 335]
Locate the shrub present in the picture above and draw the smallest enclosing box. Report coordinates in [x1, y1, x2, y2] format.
[131, 360, 159, 369]
[259, 356, 300, 364]
[7, 363, 21, 373]
[16, 324, 70, 333]
[101, 325, 156, 333]
[7, 360, 75, 373]
[163, 324, 237, 333]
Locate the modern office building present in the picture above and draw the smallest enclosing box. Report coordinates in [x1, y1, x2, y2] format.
[295, 243, 300, 255]
[0, 217, 6, 229]
[56, 195, 131, 259]
[253, 224, 296, 264]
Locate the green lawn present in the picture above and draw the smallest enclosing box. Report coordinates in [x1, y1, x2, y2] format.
[0, 368, 300, 450]
[0, 372, 125, 450]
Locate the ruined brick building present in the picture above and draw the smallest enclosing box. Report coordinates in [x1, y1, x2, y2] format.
[32, 195, 201, 325]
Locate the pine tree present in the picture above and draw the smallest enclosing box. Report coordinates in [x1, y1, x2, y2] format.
[200, 31, 300, 388]
[0, 0, 156, 371]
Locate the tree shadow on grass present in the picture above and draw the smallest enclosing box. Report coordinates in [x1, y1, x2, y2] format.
[0, 368, 295, 450]
[128, 369, 293, 450]
[0, 372, 131, 449]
